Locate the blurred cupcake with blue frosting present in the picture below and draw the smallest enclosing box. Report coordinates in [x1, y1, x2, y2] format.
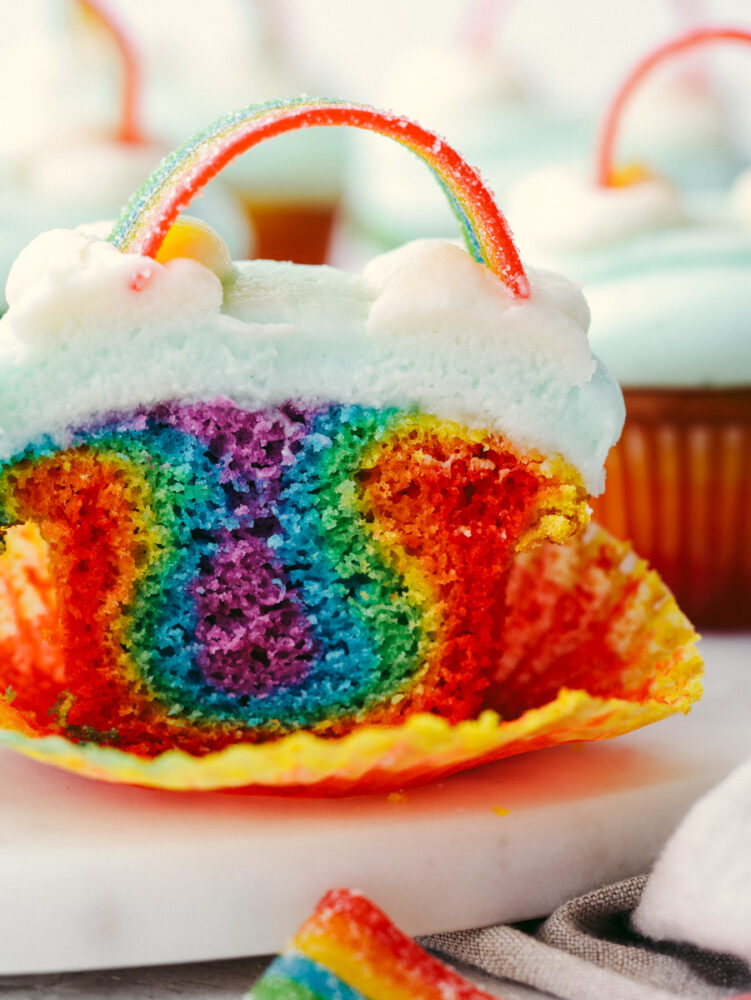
[508, 26, 751, 626]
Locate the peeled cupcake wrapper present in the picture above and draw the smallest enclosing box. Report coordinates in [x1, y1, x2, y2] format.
[0, 516, 700, 794]
[0, 99, 702, 794]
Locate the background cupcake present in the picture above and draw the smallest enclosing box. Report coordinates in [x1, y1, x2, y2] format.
[341, 3, 591, 257]
[121, 0, 347, 264]
[616, 64, 745, 192]
[0, 1, 251, 308]
[508, 26, 751, 626]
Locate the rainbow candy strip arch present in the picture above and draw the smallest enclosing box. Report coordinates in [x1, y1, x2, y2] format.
[76, 0, 142, 143]
[595, 26, 751, 186]
[108, 97, 530, 298]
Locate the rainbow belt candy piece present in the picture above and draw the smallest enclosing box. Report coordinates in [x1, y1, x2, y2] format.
[0, 400, 584, 756]
[109, 97, 530, 297]
[247, 889, 495, 1000]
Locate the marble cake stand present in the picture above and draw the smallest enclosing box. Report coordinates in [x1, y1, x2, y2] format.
[1, 633, 748, 975]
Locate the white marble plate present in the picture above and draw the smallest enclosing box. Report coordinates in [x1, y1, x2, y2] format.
[0, 633, 748, 975]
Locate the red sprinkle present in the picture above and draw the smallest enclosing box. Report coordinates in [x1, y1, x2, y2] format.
[129, 267, 153, 291]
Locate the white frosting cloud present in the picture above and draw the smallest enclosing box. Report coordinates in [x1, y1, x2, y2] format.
[6, 229, 224, 343]
[508, 166, 685, 252]
[363, 240, 593, 384]
[0, 140, 252, 315]
[0, 231, 623, 493]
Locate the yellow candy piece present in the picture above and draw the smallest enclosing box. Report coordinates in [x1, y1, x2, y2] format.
[608, 162, 656, 188]
[155, 216, 234, 282]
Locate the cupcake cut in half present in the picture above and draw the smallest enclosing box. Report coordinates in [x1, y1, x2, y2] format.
[0, 99, 701, 794]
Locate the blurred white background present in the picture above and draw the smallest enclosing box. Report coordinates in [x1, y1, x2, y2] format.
[1, 0, 751, 269]
[3, 0, 751, 142]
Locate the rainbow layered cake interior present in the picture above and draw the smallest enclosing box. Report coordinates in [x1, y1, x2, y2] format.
[0, 99, 702, 794]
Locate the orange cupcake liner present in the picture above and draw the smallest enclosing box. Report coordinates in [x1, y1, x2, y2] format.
[591, 388, 751, 627]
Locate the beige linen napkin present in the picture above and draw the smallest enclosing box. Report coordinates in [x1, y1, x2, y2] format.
[421, 874, 750, 1000]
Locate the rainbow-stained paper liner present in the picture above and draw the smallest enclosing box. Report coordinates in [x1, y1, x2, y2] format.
[591, 28, 751, 626]
[0, 519, 700, 795]
[0, 99, 700, 793]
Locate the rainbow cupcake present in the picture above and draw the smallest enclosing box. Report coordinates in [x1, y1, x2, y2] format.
[0, 99, 701, 794]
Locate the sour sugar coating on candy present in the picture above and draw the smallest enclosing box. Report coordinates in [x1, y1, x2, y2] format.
[248, 888, 497, 999]
[108, 97, 530, 299]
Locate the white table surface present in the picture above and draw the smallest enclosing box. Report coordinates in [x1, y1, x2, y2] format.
[0, 632, 749, 999]
[0, 957, 550, 999]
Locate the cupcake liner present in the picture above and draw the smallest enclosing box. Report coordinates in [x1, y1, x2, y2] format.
[591, 388, 751, 627]
[0, 519, 701, 795]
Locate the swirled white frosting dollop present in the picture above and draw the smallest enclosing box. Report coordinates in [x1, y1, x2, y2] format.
[0, 229, 623, 493]
[508, 166, 685, 253]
